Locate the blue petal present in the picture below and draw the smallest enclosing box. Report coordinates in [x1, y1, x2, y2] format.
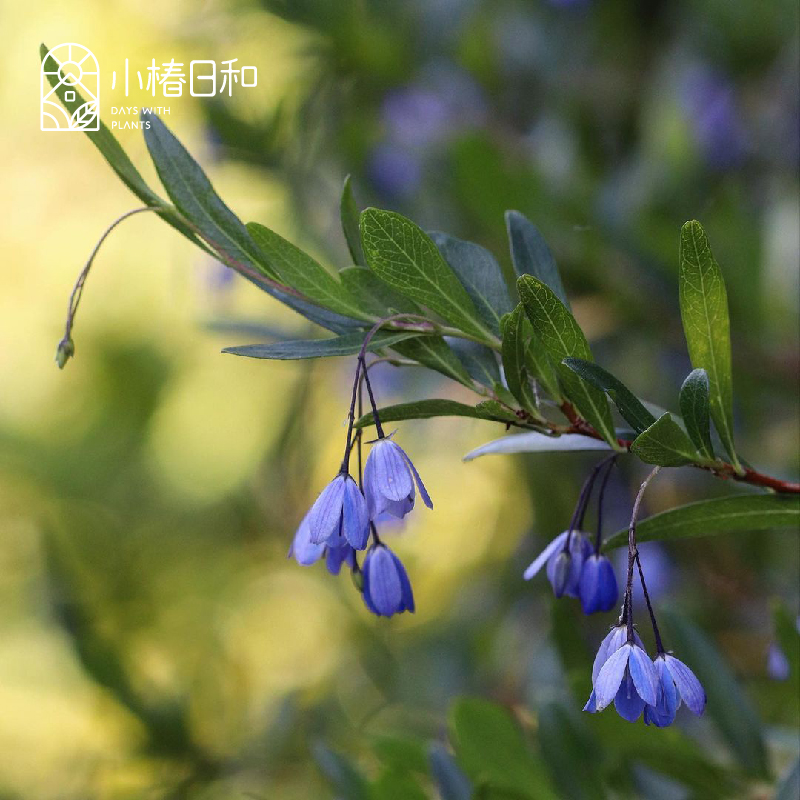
[383, 495, 414, 518]
[524, 531, 568, 580]
[289, 516, 326, 566]
[341, 476, 370, 549]
[592, 625, 627, 684]
[595, 643, 631, 710]
[646, 656, 678, 727]
[389, 550, 415, 613]
[628, 645, 658, 707]
[664, 655, 706, 716]
[326, 543, 354, 575]
[583, 688, 598, 713]
[614, 669, 646, 722]
[371, 440, 414, 501]
[364, 546, 403, 616]
[395, 442, 433, 509]
[584, 555, 618, 613]
[306, 476, 346, 544]
[547, 533, 588, 598]
[361, 552, 379, 614]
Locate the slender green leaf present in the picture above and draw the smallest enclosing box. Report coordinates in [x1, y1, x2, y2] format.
[464, 432, 612, 461]
[506, 210, 569, 307]
[39, 44, 210, 254]
[679, 220, 739, 468]
[680, 368, 714, 459]
[223, 330, 415, 360]
[502, 305, 541, 415]
[517, 276, 617, 446]
[629, 412, 701, 466]
[143, 114, 281, 279]
[246, 222, 369, 319]
[661, 610, 769, 778]
[428, 742, 473, 800]
[391, 336, 474, 388]
[341, 175, 367, 267]
[449, 339, 502, 388]
[431, 232, 513, 335]
[562, 358, 656, 434]
[339, 266, 421, 316]
[360, 209, 494, 341]
[449, 698, 556, 800]
[355, 399, 521, 429]
[603, 494, 800, 549]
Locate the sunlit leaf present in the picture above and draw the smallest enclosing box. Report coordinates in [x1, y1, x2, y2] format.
[431, 231, 513, 335]
[506, 210, 569, 307]
[247, 222, 369, 319]
[223, 330, 415, 360]
[517, 276, 617, 446]
[464, 432, 612, 461]
[679, 368, 715, 460]
[562, 358, 656, 435]
[360, 209, 494, 341]
[603, 494, 800, 549]
[629, 413, 700, 466]
[679, 221, 739, 468]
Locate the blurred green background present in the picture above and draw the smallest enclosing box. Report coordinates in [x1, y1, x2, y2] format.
[2, 0, 798, 797]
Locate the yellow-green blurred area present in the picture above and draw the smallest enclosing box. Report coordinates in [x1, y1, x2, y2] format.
[1, 0, 799, 797]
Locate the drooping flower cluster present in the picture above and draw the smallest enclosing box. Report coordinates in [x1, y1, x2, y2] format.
[524, 456, 618, 614]
[289, 334, 431, 618]
[526, 460, 706, 726]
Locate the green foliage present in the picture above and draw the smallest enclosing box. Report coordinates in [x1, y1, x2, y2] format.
[561, 358, 656, 435]
[603, 494, 800, 549]
[355, 399, 521, 428]
[517, 276, 617, 446]
[222, 330, 417, 360]
[390, 335, 474, 388]
[448, 698, 556, 799]
[679, 221, 740, 469]
[501, 305, 543, 416]
[359, 208, 495, 341]
[431, 232, 512, 335]
[629, 412, 702, 466]
[246, 222, 370, 319]
[341, 174, 368, 268]
[505, 211, 569, 308]
[679, 368, 715, 460]
[339, 266, 421, 316]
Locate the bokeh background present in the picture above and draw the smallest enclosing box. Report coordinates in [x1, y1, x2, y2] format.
[1, 0, 799, 797]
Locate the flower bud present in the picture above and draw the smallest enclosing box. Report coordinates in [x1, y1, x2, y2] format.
[55, 337, 75, 369]
[551, 551, 572, 598]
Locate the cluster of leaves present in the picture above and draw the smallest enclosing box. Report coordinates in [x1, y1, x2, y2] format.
[42, 42, 798, 555]
[313, 607, 800, 799]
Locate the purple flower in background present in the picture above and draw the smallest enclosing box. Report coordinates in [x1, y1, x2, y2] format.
[585, 641, 659, 722]
[368, 144, 422, 199]
[681, 65, 747, 170]
[382, 87, 450, 148]
[363, 436, 432, 520]
[578, 553, 618, 614]
[644, 654, 706, 727]
[614, 541, 675, 607]
[305, 474, 370, 549]
[362, 544, 415, 617]
[767, 642, 790, 681]
[523, 530, 591, 599]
